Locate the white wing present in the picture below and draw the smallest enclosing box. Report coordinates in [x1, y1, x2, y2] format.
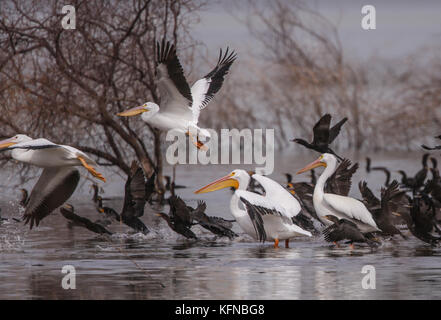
[23, 167, 80, 229]
[59, 145, 97, 166]
[323, 193, 380, 230]
[190, 78, 210, 124]
[190, 47, 237, 124]
[236, 190, 311, 241]
[252, 174, 301, 218]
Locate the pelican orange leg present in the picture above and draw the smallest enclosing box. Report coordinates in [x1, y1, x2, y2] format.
[78, 156, 106, 182]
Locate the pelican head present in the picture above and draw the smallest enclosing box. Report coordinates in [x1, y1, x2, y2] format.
[297, 153, 336, 174]
[0, 134, 33, 150]
[116, 102, 159, 118]
[194, 169, 250, 194]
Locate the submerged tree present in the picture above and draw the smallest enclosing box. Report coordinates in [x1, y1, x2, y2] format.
[0, 0, 204, 192]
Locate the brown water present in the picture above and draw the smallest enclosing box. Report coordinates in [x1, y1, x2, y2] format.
[1, 151, 440, 299]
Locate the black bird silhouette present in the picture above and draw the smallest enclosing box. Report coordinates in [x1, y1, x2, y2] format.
[371, 167, 391, 187]
[189, 201, 237, 239]
[0, 208, 7, 222]
[96, 161, 150, 234]
[398, 154, 429, 192]
[422, 135, 441, 150]
[400, 195, 441, 246]
[157, 196, 197, 239]
[359, 180, 407, 238]
[322, 215, 379, 248]
[19, 188, 29, 207]
[291, 114, 347, 159]
[365, 157, 371, 173]
[60, 204, 112, 235]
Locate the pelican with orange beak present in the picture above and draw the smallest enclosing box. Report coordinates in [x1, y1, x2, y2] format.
[297, 153, 380, 233]
[195, 169, 312, 248]
[0, 134, 105, 229]
[117, 40, 236, 150]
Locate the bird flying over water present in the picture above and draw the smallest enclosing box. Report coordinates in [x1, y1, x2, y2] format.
[61, 204, 112, 235]
[117, 40, 237, 150]
[157, 195, 197, 240]
[0, 134, 105, 229]
[291, 114, 347, 159]
[98, 161, 150, 234]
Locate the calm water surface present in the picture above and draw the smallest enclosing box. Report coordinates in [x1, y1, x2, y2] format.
[0, 151, 440, 299]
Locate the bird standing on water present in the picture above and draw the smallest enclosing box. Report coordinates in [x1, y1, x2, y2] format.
[297, 153, 380, 233]
[322, 215, 379, 248]
[195, 169, 312, 248]
[359, 180, 407, 238]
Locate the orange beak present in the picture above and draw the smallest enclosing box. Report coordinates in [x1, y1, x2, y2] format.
[0, 137, 17, 150]
[117, 105, 149, 117]
[297, 156, 326, 174]
[194, 173, 239, 194]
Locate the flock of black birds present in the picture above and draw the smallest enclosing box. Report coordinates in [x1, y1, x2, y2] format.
[1, 114, 441, 249]
[288, 115, 441, 247]
[58, 161, 238, 240]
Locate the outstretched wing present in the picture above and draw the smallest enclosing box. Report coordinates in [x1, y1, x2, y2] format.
[326, 159, 358, 196]
[169, 195, 193, 226]
[380, 180, 407, 214]
[156, 40, 193, 115]
[328, 117, 348, 144]
[24, 167, 80, 229]
[312, 114, 331, 147]
[358, 181, 380, 212]
[122, 161, 146, 220]
[60, 207, 112, 235]
[191, 48, 237, 123]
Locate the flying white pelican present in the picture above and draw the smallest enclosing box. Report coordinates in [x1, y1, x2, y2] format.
[117, 40, 237, 149]
[0, 134, 106, 228]
[195, 169, 312, 248]
[297, 153, 380, 233]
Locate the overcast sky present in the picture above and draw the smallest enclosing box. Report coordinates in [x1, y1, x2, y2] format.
[192, 0, 441, 62]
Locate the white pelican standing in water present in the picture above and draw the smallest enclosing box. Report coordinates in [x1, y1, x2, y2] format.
[297, 153, 380, 233]
[0, 134, 106, 228]
[117, 40, 236, 149]
[195, 169, 312, 248]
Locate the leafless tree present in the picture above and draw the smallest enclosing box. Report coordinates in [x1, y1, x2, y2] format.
[0, 0, 205, 193]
